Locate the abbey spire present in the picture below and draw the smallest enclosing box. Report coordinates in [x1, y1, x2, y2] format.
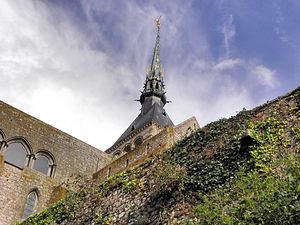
[107, 18, 174, 152]
[140, 17, 167, 107]
[149, 17, 163, 81]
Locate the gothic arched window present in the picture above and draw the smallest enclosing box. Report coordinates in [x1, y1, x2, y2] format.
[32, 151, 55, 177]
[22, 190, 38, 219]
[4, 140, 30, 169]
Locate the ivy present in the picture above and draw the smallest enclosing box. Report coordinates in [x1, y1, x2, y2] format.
[15, 193, 79, 225]
[185, 105, 300, 225]
[192, 156, 300, 225]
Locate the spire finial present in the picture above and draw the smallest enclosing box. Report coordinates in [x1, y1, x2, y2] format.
[155, 16, 161, 30]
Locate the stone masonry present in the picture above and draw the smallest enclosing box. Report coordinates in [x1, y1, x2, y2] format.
[0, 101, 111, 225]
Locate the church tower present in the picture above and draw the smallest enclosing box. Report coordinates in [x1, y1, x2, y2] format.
[106, 18, 174, 155]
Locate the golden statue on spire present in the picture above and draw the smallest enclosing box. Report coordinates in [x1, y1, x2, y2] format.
[155, 16, 161, 29]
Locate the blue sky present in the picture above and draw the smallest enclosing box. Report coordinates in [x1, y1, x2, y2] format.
[0, 0, 299, 150]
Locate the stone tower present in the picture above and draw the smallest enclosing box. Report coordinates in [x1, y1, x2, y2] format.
[106, 18, 174, 155]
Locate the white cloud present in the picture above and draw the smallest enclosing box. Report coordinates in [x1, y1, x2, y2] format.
[215, 58, 242, 70]
[0, 0, 193, 150]
[0, 1, 136, 149]
[0, 0, 281, 151]
[252, 65, 278, 88]
[167, 57, 254, 126]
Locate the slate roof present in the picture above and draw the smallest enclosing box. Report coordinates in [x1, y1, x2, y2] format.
[114, 102, 174, 144]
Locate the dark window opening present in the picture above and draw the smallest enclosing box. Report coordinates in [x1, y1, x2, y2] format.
[134, 136, 143, 146]
[126, 159, 129, 167]
[240, 134, 254, 153]
[113, 151, 121, 157]
[124, 144, 131, 152]
[107, 167, 112, 177]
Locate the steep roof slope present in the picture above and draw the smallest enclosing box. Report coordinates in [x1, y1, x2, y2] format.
[114, 102, 174, 144]
[19, 87, 300, 225]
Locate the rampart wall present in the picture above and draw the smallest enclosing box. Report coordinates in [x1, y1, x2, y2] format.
[93, 117, 199, 183]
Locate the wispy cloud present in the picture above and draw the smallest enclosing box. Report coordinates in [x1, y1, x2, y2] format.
[222, 14, 235, 57]
[0, 0, 288, 150]
[273, 3, 289, 44]
[215, 58, 242, 71]
[252, 65, 278, 88]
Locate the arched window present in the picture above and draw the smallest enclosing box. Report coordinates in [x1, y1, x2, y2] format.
[134, 136, 143, 147]
[124, 144, 131, 152]
[32, 151, 55, 177]
[107, 167, 112, 177]
[4, 140, 30, 169]
[23, 190, 38, 219]
[113, 150, 121, 157]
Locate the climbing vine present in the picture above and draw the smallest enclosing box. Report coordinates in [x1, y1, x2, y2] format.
[185, 106, 300, 225]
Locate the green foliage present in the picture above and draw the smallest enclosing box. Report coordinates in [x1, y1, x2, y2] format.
[94, 212, 112, 225]
[15, 193, 79, 225]
[151, 160, 187, 192]
[188, 109, 300, 225]
[248, 114, 292, 172]
[193, 156, 300, 225]
[164, 111, 253, 196]
[98, 169, 138, 195]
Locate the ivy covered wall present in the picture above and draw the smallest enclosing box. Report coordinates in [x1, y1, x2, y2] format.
[18, 87, 300, 225]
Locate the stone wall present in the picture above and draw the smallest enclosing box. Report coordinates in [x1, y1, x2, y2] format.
[0, 101, 111, 180]
[0, 101, 199, 224]
[93, 117, 199, 183]
[93, 127, 174, 183]
[106, 122, 163, 155]
[0, 100, 111, 224]
[0, 162, 56, 225]
[174, 116, 199, 142]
